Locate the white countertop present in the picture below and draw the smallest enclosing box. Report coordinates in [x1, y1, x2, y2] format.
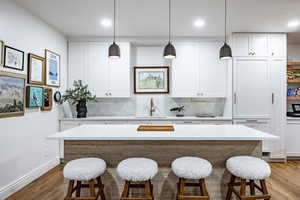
[48, 124, 278, 141]
[59, 116, 232, 121]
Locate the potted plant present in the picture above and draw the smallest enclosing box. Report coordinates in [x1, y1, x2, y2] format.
[62, 80, 97, 118]
[170, 105, 185, 117]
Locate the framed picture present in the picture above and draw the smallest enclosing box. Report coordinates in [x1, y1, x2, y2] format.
[0, 71, 26, 118]
[26, 86, 43, 107]
[4, 46, 24, 71]
[53, 91, 62, 103]
[45, 49, 60, 87]
[134, 66, 169, 94]
[0, 40, 4, 66]
[28, 53, 45, 85]
[41, 88, 53, 111]
[292, 104, 300, 113]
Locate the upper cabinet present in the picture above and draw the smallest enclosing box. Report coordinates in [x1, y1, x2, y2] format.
[69, 42, 131, 98]
[233, 33, 287, 58]
[171, 42, 228, 98]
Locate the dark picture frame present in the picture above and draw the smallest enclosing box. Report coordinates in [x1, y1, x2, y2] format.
[0, 71, 26, 118]
[134, 66, 169, 94]
[28, 53, 45, 85]
[26, 86, 44, 108]
[41, 88, 53, 111]
[4, 46, 24, 71]
[292, 104, 300, 113]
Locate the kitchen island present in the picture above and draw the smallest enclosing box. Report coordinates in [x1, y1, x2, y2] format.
[48, 124, 277, 200]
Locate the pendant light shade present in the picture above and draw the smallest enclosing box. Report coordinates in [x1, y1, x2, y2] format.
[108, 0, 120, 58]
[109, 42, 120, 58]
[164, 42, 176, 59]
[219, 0, 232, 60]
[164, 0, 176, 59]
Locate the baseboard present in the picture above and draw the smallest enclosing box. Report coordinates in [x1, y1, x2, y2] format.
[287, 153, 300, 160]
[0, 157, 60, 199]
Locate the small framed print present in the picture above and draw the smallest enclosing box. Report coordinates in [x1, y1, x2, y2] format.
[41, 88, 53, 111]
[4, 46, 24, 71]
[28, 53, 45, 85]
[0, 41, 4, 66]
[292, 104, 300, 113]
[26, 86, 44, 108]
[134, 66, 169, 94]
[45, 49, 60, 87]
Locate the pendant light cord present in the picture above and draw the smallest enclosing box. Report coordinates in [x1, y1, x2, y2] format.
[113, 0, 116, 43]
[169, 0, 171, 43]
[225, 0, 227, 43]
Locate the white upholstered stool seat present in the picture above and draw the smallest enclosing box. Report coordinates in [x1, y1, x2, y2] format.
[226, 156, 271, 180]
[63, 157, 107, 181]
[117, 157, 158, 182]
[171, 156, 212, 179]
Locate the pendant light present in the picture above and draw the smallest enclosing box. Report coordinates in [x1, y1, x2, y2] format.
[163, 0, 176, 59]
[108, 0, 120, 58]
[219, 0, 232, 60]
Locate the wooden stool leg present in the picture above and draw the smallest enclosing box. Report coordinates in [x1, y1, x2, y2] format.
[97, 177, 106, 200]
[240, 179, 246, 197]
[144, 180, 153, 199]
[200, 179, 209, 197]
[121, 181, 130, 199]
[250, 180, 255, 195]
[260, 180, 270, 200]
[66, 180, 75, 198]
[178, 178, 185, 200]
[226, 175, 235, 200]
[89, 179, 96, 197]
[76, 181, 81, 197]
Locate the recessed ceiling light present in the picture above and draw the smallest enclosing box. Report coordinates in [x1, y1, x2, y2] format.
[101, 19, 112, 27]
[288, 20, 300, 28]
[194, 19, 206, 27]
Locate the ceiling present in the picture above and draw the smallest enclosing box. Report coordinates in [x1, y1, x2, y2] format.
[14, 0, 300, 43]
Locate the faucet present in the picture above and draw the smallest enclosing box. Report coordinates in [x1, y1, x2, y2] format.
[150, 98, 155, 116]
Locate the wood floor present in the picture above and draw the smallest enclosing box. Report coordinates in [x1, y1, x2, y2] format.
[6, 161, 300, 200]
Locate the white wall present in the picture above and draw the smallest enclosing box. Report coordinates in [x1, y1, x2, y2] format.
[288, 44, 300, 61]
[0, 0, 67, 198]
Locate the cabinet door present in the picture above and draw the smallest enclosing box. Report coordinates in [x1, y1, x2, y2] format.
[171, 43, 199, 97]
[233, 59, 271, 118]
[69, 42, 89, 87]
[286, 122, 300, 156]
[234, 119, 271, 152]
[108, 43, 131, 97]
[269, 34, 287, 58]
[88, 43, 109, 98]
[250, 34, 268, 57]
[199, 42, 227, 97]
[233, 34, 250, 57]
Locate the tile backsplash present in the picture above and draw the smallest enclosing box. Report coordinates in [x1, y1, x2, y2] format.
[67, 95, 227, 118]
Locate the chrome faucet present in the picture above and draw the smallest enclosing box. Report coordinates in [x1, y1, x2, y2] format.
[150, 98, 156, 116]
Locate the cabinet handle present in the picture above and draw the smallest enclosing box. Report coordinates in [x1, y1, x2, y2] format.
[272, 93, 275, 104]
[234, 93, 237, 104]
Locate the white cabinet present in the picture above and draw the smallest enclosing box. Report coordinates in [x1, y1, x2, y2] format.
[233, 33, 268, 57]
[234, 119, 271, 152]
[199, 42, 228, 97]
[172, 43, 199, 97]
[69, 42, 131, 98]
[286, 120, 300, 157]
[233, 58, 271, 118]
[269, 34, 287, 58]
[172, 42, 228, 98]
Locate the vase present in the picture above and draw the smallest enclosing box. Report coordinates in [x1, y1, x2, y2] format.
[76, 100, 87, 118]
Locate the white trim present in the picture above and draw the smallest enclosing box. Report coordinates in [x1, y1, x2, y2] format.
[0, 157, 60, 199]
[286, 152, 300, 157]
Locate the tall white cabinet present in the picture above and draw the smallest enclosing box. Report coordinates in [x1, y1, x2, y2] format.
[69, 42, 131, 98]
[232, 33, 287, 158]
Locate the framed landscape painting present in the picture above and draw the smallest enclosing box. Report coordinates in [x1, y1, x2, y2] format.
[0, 72, 26, 118]
[26, 86, 43, 107]
[4, 46, 24, 71]
[134, 66, 169, 94]
[45, 49, 60, 87]
[28, 53, 45, 85]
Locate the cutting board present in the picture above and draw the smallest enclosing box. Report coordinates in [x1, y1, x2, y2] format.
[137, 125, 175, 132]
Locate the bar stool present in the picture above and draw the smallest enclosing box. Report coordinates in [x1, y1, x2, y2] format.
[63, 157, 106, 200]
[225, 156, 271, 200]
[171, 156, 212, 200]
[117, 157, 158, 200]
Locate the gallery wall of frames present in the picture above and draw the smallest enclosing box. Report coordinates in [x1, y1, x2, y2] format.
[0, 40, 61, 118]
